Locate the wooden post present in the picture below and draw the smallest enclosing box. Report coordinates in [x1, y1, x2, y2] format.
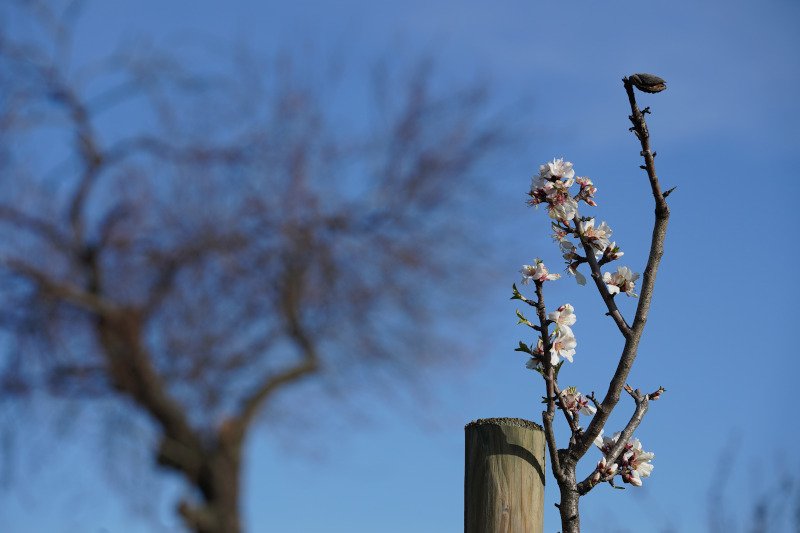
[464, 417, 545, 533]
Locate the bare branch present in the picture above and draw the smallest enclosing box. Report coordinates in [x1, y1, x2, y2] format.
[2, 258, 111, 314]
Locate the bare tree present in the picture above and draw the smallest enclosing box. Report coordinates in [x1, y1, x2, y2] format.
[0, 2, 510, 531]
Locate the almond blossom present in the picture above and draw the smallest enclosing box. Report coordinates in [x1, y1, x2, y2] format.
[539, 158, 575, 182]
[579, 218, 613, 254]
[528, 159, 579, 221]
[548, 192, 578, 222]
[601, 242, 624, 262]
[548, 304, 576, 329]
[567, 263, 587, 286]
[591, 456, 619, 483]
[549, 326, 577, 364]
[576, 176, 598, 206]
[559, 386, 595, 415]
[520, 260, 561, 284]
[593, 430, 620, 452]
[621, 439, 655, 487]
[603, 266, 640, 297]
[592, 431, 655, 487]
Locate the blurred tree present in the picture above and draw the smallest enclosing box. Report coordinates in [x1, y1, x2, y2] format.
[0, 2, 511, 531]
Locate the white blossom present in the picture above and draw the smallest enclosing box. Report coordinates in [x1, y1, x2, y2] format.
[567, 263, 587, 286]
[621, 439, 655, 487]
[593, 430, 619, 452]
[591, 457, 619, 483]
[559, 386, 596, 416]
[528, 159, 579, 221]
[539, 158, 575, 182]
[602, 241, 624, 262]
[593, 431, 655, 487]
[603, 266, 640, 297]
[576, 176, 598, 206]
[520, 260, 561, 284]
[579, 218, 613, 254]
[548, 304, 576, 329]
[548, 194, 578, 222]
[549, 326, 577, 364]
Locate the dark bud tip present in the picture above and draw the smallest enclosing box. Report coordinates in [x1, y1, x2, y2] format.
[629, 73, 667, 93]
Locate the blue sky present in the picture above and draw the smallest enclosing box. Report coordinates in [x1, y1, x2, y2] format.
[2, 0, 799, 532]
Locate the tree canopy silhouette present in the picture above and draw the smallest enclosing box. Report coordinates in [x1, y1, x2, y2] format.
[0, 2, 511, 531]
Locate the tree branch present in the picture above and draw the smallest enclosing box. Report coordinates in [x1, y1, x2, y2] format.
[576, 385, 664, 494]
[572, 216, 631, 337]
[569, 77, 671, 461]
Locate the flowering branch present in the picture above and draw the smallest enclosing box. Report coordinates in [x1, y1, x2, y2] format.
[512, 73, 672, 532]
[572, 215, 632, 337]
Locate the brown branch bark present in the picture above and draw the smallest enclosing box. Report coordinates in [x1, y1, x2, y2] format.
[569, 77, 671, 462]
[572, 216, 632, 337]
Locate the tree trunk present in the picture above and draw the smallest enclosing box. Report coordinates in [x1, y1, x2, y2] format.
[558, 468, 580, 533]
[179, 445, 243, 533]
[464, 418, 545, 533]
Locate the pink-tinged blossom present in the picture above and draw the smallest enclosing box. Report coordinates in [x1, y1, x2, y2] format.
[579, 219, 613, 254]
[593, 431, 655, 487]
[593, 430, 619, 453]
[549, 326, 576, 364]
[576, 176, 598, 206]
[548, 304, 576, 329]
[548, 193, 578, 222]
[539, 158, 575, 182]
[603, 266, 640, 297]
[559, 386, 595, 416]
[621, 439, 655, 487]
[591, 457, 619, 483]
[528, 159, 579, 221]
[602, 242, 624, 262]
[551, 221, 569, 243]
[520, 260, 561, 284]
[525, 357, 541, 371]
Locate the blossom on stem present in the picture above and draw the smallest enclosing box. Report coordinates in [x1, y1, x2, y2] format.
[621, 439, 655, 487]
[601, 242, 624, 262]
[576, 176, 598, 206]
[591, 456, 619, 483]
[549, 326, 576, 364]
[539, 158, 575, 182]
[548, 192, 578, 222]
[602, 266, 640, 297]
[548, 304, 576, 329]
[520, 259, 560, 284]
[559, 386, 595, 415]
[579, 218, 613, 255]
[528, 159, 579, 221]
[593, 431, 655, 487]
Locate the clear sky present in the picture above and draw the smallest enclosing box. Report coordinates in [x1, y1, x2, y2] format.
[2, 0, 799, 532]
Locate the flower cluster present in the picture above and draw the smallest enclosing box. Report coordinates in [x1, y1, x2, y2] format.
[527, 158, 635, 287]
[579, 219, 613, 255]
[559, 386, 596, 416]
[528, 158, 579, 221]
[516, 282, 579, 367]
[520, 259, 560, 284]
[603, 266, 640, 297]
[593, 431, 655, 487]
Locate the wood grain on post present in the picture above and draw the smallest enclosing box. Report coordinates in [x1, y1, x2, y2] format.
[464, 418, 545, 533]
